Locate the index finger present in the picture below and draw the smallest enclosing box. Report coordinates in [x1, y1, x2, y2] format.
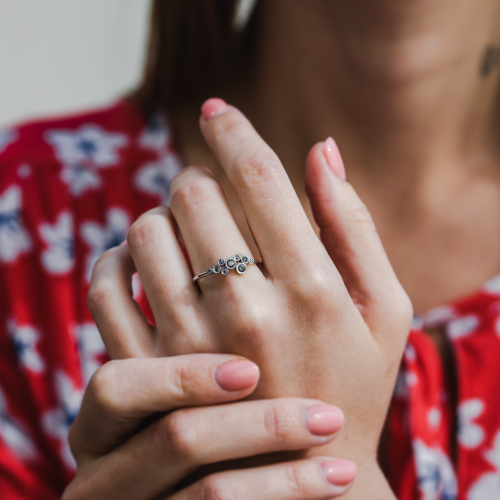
[69, 354, 259, 460]
[199, 99, 325, 279]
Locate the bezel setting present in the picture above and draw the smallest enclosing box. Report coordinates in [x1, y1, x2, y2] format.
[236, 263, 247, 274]
[226, 258, 236, 270]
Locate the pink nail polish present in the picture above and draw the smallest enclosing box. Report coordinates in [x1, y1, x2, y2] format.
[323, 137, 346, 181]
[215, 360, 260, 391]
[321, 460, 357, 486]
[201, 98, 229, 120]
[305, 405, 344, 435]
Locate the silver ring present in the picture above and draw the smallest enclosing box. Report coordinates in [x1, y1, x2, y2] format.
[193, 254, 260, 282]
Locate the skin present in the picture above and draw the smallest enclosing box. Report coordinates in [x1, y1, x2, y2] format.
[68, 0, 500, 498]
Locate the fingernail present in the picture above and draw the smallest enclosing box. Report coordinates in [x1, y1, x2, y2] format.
[305, 405, 344, 435]
[321, 459, 357, 486]
[323, 137, 346, 181]
[201, 98, 229, 120]
[215, 360, 260, 391]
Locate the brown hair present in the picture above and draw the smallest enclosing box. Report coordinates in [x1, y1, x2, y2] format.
[133, 0, 261, 115]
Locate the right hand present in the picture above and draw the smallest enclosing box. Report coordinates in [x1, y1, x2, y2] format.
[63, 353, 356, 500]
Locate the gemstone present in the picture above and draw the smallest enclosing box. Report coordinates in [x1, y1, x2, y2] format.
[226, 259, 236, 269]
[234, 254, 241, 262]
[214, 265, 221, 274]
[237, 263, 247, 274]
[241, 256, 249, 263]
[222, 268, 229, 275]
[218, 259, 225, 266]
[249, 258, 255, 264]
[207, 268, 214, 275]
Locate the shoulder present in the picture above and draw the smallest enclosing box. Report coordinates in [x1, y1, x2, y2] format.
[0, 100, 145, 169]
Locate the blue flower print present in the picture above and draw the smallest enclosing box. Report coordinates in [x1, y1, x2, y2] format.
[414, 439, 457, 500]
[0, 385, 37, 461]
[0, 185, 32, 263]
[138, 112, 171, 153]
[134, 153, 182, 205]
[41, 371, 83, 469]
[38, 211, 75, 274]
[80, 208, 131, 282]
[7, 319, 45, 373]
[46, 124, 128, 167]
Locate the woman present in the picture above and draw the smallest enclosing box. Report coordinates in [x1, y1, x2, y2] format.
[1, 1, 499, 499]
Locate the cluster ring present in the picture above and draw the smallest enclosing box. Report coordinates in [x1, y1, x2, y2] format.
[193, 254, 260, 282]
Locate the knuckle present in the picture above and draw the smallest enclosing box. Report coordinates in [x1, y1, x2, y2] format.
[126, 212, 166, 250]
[262, 400, 298, 443]
[197, 474, 233, 500]
[233, 152, 282, 191]
[291, 267, 338, 309]
[157, 410, 198, 459]
[87, 276, 115, 316]
[88, 361, 121, 416]
[284, 462, 313, 495]
[170, 176, 222, 216]
[342, 184, 376, 227]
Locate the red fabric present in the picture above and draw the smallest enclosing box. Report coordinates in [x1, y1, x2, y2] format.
[0, 101, 499, 499]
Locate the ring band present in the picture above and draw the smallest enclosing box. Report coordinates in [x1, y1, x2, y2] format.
[193, 254, 260, 282]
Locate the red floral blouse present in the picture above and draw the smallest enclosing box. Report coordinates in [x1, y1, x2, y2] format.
[0, 101, 498, 500]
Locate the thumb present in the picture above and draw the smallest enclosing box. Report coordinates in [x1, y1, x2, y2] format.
[305, 138, 412, 334]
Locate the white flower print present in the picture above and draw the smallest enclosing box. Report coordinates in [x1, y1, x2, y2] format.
[73, 323, 107, 384]
[134, 153, 182, 205]
[428, 407, 442, 430]
[414, 439, 458, 500]
[41, 371, 83, 469]
[7, 319, 45, 373]
[80, 208, 131, 282]
[138, 113, 171, 152]
[0, 386, 37, 461]
[46, 125, 128, 167]
[422, 305, 457, 329]
[38, 211, 75, 274]
[59, 162, 102, 197]
[0, 129, 17, 153]
[458, 399, 485, 449]
[446, 314, 480, 341]
[483, 273, 500, 295]
[0, 185, 32, 263]
[467, 430, 500, 500]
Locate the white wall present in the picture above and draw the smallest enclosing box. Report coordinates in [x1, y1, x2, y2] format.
[0, 0, 151, 128]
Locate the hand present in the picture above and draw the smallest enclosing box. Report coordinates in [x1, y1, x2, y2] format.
[88, 98, 412, 498]
[63, 354, 355, 500]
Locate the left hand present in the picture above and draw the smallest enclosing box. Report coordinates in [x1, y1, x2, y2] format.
[88, 98, 412, 497]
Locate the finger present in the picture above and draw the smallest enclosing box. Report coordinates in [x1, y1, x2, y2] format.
[171, 457, 356, 500]
[305, 139, 413, 338]
[199, 99, 323, 279]
[126, 207, 202, 338]
[69, 354, 260, 460]
[88, 243, 154, 358]
[71, 398, 344, 500]
[169, 166, 264, 292]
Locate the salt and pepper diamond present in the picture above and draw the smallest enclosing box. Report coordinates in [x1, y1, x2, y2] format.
[249, 257, 255, 264]
[217, 259, 225, 266]
[222, 268, 229, 276]
[236, 263, 247, 274]
[234, 254, 242, 262]
[213, 265, 221, 274]
[241, 255, 249, 264]
[226, 258, 236, 270]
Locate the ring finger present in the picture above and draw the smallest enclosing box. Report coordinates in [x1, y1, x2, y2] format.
[169, 166, 264, 293]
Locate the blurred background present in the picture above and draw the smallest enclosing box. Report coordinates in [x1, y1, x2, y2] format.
[0, 0, 151, 128]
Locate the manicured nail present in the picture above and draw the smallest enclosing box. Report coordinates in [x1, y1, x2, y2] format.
[323, 137, 346, 181]
[305, 405, 344, 435]
[321, 459, 357, 486]
[215, 360, 260, 391]
[201, 98, 229, 120]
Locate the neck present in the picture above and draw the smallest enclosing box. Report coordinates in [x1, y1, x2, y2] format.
[242, 0, 500, 193]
